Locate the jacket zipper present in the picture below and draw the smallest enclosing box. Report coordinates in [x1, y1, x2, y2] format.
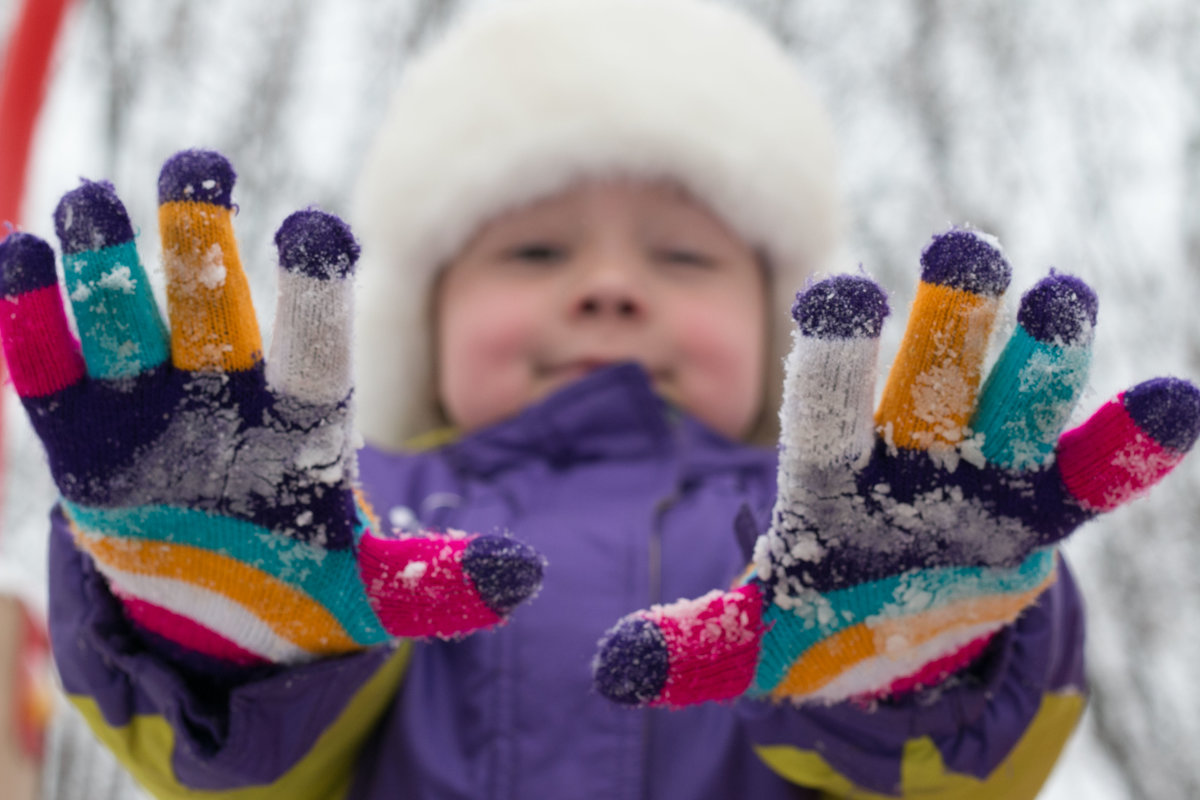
[642, 489, 680, 800]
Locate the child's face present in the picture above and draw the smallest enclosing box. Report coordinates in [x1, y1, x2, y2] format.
[436, 178, 767, 439]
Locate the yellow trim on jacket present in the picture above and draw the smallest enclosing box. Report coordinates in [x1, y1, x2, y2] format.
[66, 644, 411, 800]
[755, 690, 1085, 799]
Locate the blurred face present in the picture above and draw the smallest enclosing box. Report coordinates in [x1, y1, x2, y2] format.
[436, 178, 767, 439]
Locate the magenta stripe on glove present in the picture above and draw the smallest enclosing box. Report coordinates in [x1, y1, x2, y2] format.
[0, 233, 86, 397]
[1057, 378, 1200, 511]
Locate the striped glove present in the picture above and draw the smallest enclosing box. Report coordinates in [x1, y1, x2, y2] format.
[594, 229, 1200, 707]
[0, 149, 543, 667]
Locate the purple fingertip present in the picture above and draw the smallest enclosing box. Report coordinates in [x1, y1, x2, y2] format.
[158, 149, 236, 207]
[593, 616, 669, 706]
[1017, 272, 1098, 345]
[274, 210, 361, 280]
[54, 180, 135, 255]
[920, 228, 1012, 296]
[461, 535, 544, 615]
[0, 233, 58, 296]
[1123, 377, 1200, 453]
[791, 274, 890, 339]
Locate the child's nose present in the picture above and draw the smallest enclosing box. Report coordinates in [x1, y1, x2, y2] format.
[578, 292, 639, 317]
[571, 258, 647, 320]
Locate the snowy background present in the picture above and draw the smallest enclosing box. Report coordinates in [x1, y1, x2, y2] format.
[3, 0, 1200, 798]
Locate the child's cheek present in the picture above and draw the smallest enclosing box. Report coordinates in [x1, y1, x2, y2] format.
[689, 304, 762, 376]
[440, 299, 543, 431]
[463, 301, 541, 369]
[674, 307, 766, 438]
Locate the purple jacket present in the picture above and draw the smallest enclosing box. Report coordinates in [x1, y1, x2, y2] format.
[49, 365, 1087, 799]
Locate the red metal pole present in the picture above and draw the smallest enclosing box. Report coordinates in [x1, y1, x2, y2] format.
[0, 0, 75, 227]
[0, 0, 76, 511]
[0, 0, 77, 766]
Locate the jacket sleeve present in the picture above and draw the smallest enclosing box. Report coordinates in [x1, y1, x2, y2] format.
[739, 555, 1087, 799]
[47, 507, 410, 800]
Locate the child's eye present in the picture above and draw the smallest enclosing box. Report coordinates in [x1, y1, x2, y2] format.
[656, 248, 714, 268]
[505, 243, 567, 264]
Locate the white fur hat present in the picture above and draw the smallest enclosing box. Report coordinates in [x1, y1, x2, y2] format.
[352, 0, 841, 450]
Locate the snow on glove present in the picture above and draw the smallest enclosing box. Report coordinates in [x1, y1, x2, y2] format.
[594, 228, 1200, 707]
[0, 149, 543, 667]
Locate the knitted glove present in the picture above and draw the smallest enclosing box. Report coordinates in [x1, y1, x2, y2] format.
[594, 229, 1200, 707]
[0, 149, 543, 667]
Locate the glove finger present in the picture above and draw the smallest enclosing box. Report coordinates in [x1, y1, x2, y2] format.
[971, 273, 1096, 470]
[54, 180, 170, 380]
[593, 583, 765, 708]
[158, 149, 262, 373]
[266, 210, 359, 405]
[759, 277, 885, 595]
[770, 275, 888, 535]
[782, 275, 889, 469]
[358, 532, 545, 638]
[876, 229, 1011, 456]
[1056, 377, 1200, 513]
[0, 232, 87, 398]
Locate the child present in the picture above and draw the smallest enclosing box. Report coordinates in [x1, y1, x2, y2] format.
[1, 1, 1197, 798]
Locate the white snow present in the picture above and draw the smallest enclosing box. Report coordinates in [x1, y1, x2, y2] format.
[96, 265, 136, 293]
[196, 244, 226, 290]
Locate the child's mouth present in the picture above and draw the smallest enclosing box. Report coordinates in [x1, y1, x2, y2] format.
[539, 359, 669, 385]
[541, 359, 618, 382]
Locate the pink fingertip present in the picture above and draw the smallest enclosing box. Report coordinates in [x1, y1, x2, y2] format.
[118, 594, 267, 666]
[358, 533, 503, 638]
[647, 583, 765, 707]
[1058, 393, 1184, 512]
[0, 285, 85, 397]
